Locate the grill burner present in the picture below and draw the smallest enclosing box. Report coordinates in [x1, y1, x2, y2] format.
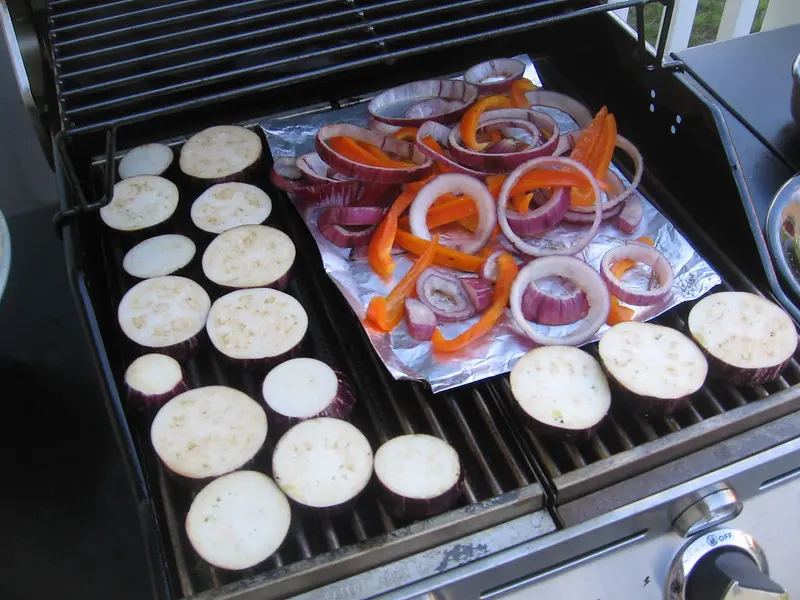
[49, 1, 800, 599]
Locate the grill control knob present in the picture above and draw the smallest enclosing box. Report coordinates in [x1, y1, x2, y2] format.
[666, 528, 788, 600]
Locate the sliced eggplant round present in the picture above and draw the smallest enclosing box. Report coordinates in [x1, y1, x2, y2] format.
[599, 321, 708, 415]
[185, 470, 291, 570]
[190, 182, 273, 234]
[100, 175, 179, 233]
[122, 234, 196, 279]
[151, 385, 268, 480]
[118, 143, 174, 179]
[272, 417, 373, 511]
[261, 358, 355, 430]
[373, 434, 462, 520]
[179, 125, 262, 185]
[688, 291, 797, 385]
[510, 346, 611, 437]
[201, 225, 295, 289]
[118, 276, 210, 357]
[206, 288, 308, 366]
[124, 353, 187, 408]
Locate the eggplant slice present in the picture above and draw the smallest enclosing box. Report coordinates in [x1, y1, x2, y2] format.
[118, 143, 174, 179]
[191, 182, 273, 234]
[100, 175, 179, 233]
[124, 353, 187, 408]
[122, 234, 196, 279]
[179, 125, 262, 185]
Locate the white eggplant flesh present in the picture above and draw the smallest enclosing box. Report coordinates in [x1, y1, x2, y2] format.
[124, 353, 187, 408]
[190, 182, 273, 234]
[201, 225, 295, 289]
[688, 291, 797, 385]
[100, 175, 179, 233]
[151, 385, 268, 480]
[122, 234, 196, 279]
[179, 125, 262, 184]
[272, 417, 373, 511]
[118, 276, 210, 357]
[510, 346, 611, 437]
[185, 471, 290, 570]
[206, 288, 308, 365]
[118, 143, 174, 179]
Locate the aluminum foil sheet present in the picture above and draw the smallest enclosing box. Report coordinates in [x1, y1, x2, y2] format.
[261, 58, 721, 393]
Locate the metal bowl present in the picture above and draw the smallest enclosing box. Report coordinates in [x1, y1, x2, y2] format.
[0, 208, 10, 304]
[792, 53, 800, 125]
[766, 174, 800, 299]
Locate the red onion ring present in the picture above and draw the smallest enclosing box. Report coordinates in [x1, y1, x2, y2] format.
[406, 98, 465, 120]
[405, 298, 436, 340]
[416, 268, 476, 322]
[521, 276, 589, 325]
[318, 206, 385, 228]
[498, 157, 602, 257]
[510, 256, 611, 346]
[617, 195, 644, 234]
[600, 242, 674, 306]
[448, 109, 559, 172]
[462, 277, 493, 312]
[369, 79, 479, 127]
[506, 187, 570, 236]
[296, 152, 350, 183]
[562, 202, 624, 225]
[480, 250, 504, 281]
[316, 124, 433, 184]
[525, 90, 594, 128]
[464, 58, 526, 93]
[415, 121, 489, 177]
[294, 180, 393, 208]
[270, 157, 307, 192]
[368, 119, 401, 135]
[320, 223, 377, 247]
[409, 173, 496, 255]
[485, 137, 531, 154]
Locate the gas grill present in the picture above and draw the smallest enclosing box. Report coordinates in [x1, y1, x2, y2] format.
[33, 1, 800, 598]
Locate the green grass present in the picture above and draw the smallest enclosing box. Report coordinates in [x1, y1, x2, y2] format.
[627, 0, 770, 48]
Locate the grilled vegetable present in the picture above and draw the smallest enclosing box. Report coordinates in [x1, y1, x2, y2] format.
[272, 418, 373, 512]
[599, 321, 708, 415]
[117, 276, 210, 358]
[206, 288, 308, 367]
[122, 234, 196, 279]
[190, 182, 273, 234]
[179, 125, 262, 186]
[510, 346, 611, 437]
[185, 471, 290, 570]
[374, 434, 462, 520]
[100, 175, 179, 234]
[124, 353, 187, 409]
[118, 143, 174, 179]
[261, 358, 355, 431]
[151, 386, 268, 480]
[201, 225, 295, 290]
[687, 291, 797, 385]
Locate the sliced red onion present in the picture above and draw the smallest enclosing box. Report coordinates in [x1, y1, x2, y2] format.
[600, 242, 674, 306]
[368, 119, 401, 135]
[485, 137, 529, 154]
[318, 206, 385, 228]
[562, 202, 624, 225]
[464, 58, 526, 93]
[448, 110, 559, 172]
[294, 179, 393, 208]
[316, 124, 433, 184]
[405, 298, 437, 341]
[617, 195, 644, 234]
[522, 276, 589, 325]
[462, 277, 493, 312]
[498, 157, 602, 257]
[567, 171, 625, 214]
[409, 173, 495, 254]
[480, 251, 504, 281]
[525, 90, 594, 128]
[510, 256, 611, 346]
[406, 98, 465, 120]
[506, 187, 570, 237]
[296, 151, 351, 183]
[319, 223, 377, 247]
[416, 268, 476, 322]
[415, 121, 489, 177]
[369, 79, 479, 126]
[270, 156, 307, 192]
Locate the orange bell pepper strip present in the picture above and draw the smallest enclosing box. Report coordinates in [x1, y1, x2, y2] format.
[394, 229, 485, 273]
[571, 113, 617, 207]
[368, 190, 416, 278]
[458, 214, 479, 232]
[367, 234, 440, 332]
[419, 137, 454, 173]
[512, 192, 535, 213]
[570, 106, 608, 165]
[510, 169, 609, 197]
[606, 296, 635, 326]
[399, 195, 476, 230]
[431, 253, 519, 352]
[393, 127, 419, 142]
[459, 95, 513, 151]
[509, 78, 537, 108]
[610, 236, 655, 279]
[403, 174, 437, 193]
[328, 136, 410, 169]
[485, 173, 507, 199]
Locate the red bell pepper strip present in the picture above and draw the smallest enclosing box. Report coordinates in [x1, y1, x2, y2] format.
[606, 296, 635, 326]
[366, 234, 440, 332]
[431, 253, 519, 352]
[569, 108, 617, 207]
[509, 78, 537, 109]
[459, 95, 514, 151]
[328, 136, 411, 169]
[394, 229, 485, 273]
[610, 236, 655, 279]
[419, 137, 455, 173]
[368, 190, 416, 278]
[399, 195, 476, 230]
[393, 127, 419, 142]
[512, 192, 535, 213]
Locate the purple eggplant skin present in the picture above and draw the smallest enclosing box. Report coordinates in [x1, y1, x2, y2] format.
[602, 369, 691, 418]
[203, 263, 294, 295]
[213, 330, 307, 371]
[264, 370, 356, 435]
[181, 154, 263, 195]
[126, 378, 190, 413]
[690, 335, 792, 387]
[516, 402, 607, 441]
[377, 472, 464, 521]
[129, 330, 207, 362]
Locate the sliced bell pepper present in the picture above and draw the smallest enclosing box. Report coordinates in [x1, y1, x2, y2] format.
[569, 106, 608, 166]
[458, 214, 479, 232]
[459, 95, 514, 151]
[485, 173, 507, 199]
[419, 137, 454, 173]
[394, 229, 485, 273]
[403, 173, 437, 193]
[606, 296, 635, 326]
[511, 192, 535, 213]
[328, 136, 411, 169]
[571, 113, 617, 206]
[367, 234, 440, 332]
[509, 78, 537, 108]
[399, 195, 476, 230]
[610, 236, 655, 279]
[510, 169, 609, 197]
[431, 253, 519, 352]
[368, 190, 416, 278]
[487, 129, 503, 145]
[393, 127, 419, 142]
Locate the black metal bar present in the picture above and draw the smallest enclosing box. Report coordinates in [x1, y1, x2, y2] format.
[51, 0, 158, 21]
[634, 3, 647, 62]
[656, 0, 674, 65]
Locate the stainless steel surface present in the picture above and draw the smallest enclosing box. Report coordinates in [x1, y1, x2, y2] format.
[671, 487, 743, 538]
[766, 174, 800, 301]
[791, 53, 799, 124]
[665, 528, 768, 600]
